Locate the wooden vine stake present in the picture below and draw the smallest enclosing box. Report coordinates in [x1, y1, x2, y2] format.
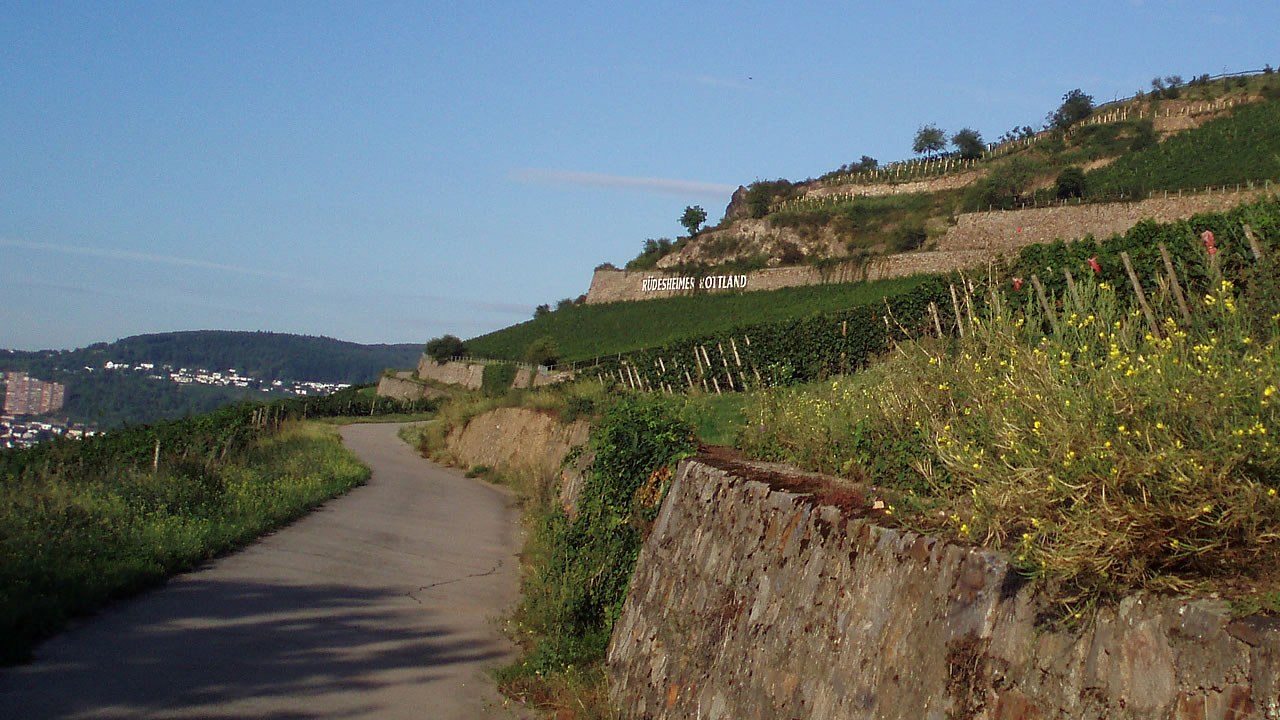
[1063, 269, 1082, 312]
[948, 284, 965, 338]
[1242, 223, 1264, 260]
[1119, 251, 1162, 340]
[928, 301, 943, 338]
[1029, 274, 1059, 334]
[1157, 242, 1193, 325]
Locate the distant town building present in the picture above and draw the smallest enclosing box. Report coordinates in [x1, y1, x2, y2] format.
[3, 372, 66, 416]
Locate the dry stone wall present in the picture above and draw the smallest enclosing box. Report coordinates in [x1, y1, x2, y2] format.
[803, 169, 982, 200]
[415, 357, 572, 389]
[374, 372, 449, 402]
[608, 459, 1280, 720]
[417, 357, 487, 389]
[937, 187, 1274, 256]
[584, 251, 989, 305]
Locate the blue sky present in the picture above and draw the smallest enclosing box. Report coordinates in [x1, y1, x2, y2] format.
[3, 1, 1277, 351]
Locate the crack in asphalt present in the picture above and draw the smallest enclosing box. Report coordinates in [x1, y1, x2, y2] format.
[404, 559, 505, 604]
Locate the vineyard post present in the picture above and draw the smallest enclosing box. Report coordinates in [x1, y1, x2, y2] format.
[684, 369, 694, 390]
[1120, 252, 1163, 340]
[153, 439, 160, 472]
[730, 338, 742, 367]
[1063, 269, 1082, 311]
[1158, 242, 1193, 324]
[1242, 223, 1264, 259]
[949, 284, 965, 338]
[1029, 275, 1059, 333]
[840, 320, 848, 374]
[711, 376, 721, 395]
[962, 277, 977, 327]
[928, 302, 943, 338]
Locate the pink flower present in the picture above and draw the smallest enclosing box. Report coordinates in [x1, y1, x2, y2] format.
[1012, 277, 1024, 291]
[1088, 257, 1101, 273]
[1202, 230, 1217, 256]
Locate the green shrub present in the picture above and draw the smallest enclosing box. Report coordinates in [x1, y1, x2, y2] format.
[501, 395, 694, 699]
[525, 336, 560, 367]
[889, 222, 928, 252]
[1055, 166, 1086, 199]
[481, 363, 519, 396]
[424, 334, 466, 363]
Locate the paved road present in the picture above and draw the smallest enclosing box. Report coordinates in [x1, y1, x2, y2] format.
[0, 423, 532, 719]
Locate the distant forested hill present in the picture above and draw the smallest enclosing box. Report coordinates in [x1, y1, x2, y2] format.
[1, 331, 422, 384]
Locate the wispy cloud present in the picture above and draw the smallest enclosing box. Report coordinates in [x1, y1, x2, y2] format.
[510, 169, 735, 197]
[0, 238, 300, 281]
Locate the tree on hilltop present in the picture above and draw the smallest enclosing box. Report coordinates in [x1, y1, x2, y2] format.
[680, 205, 708, 237]
[912, 124, 947, 158]
[951, 128, 985, 160]
[1050, 89, 1094, 130]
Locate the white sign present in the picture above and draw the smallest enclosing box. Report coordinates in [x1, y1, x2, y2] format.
[641, 275, 748, 292]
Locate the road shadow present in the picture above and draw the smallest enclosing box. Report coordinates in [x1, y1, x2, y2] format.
[0, 576, 511, 719]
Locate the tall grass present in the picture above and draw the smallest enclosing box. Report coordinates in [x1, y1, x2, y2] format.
[740, 272, 1280, 618]
[0, 422, 369, 664]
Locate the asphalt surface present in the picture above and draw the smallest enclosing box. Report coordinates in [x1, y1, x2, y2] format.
[0, 422, 532, 719]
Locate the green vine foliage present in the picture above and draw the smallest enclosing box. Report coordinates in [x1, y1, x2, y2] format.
[480, 363, 519, 396]
[1003, 196, 1280, 322]
[587, 275, 957, 391]
[518, 395, 695, 672]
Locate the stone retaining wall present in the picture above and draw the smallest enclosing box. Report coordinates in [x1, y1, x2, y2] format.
[584, 251, 990, 304]
[608, 459, 1280, 719]
[937, 188, 1274, 255]
[416, 357, 573, 389]
[374, 372, 449, 402]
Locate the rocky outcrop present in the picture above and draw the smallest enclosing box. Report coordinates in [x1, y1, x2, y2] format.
[608, 458, 1280, 720]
